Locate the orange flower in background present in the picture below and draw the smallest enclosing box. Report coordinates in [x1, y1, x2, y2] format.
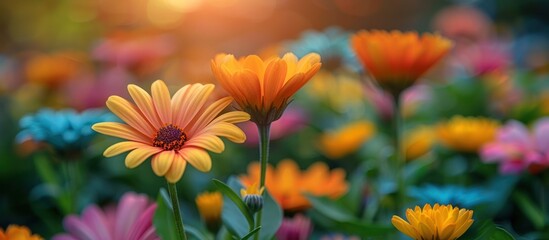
[404, 126, 435, 161]
[25, 52, 82, 88]
[92, 80, 250, 183]
[318, 120, 375, 159]
[0, 225, 43, 240]
[351, 30, 452, 96]
[211, 53, 322, 125]
[437, 116, 499, 153]
[240, 159, 348, 211]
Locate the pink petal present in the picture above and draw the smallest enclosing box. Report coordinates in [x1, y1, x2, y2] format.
[115, 193, 150, 240]
[128, 204, 157, 240]
[81, 205, 112, 240]
[63, 215, 102, 240]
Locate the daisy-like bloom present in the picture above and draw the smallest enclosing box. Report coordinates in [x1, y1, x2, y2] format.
[92, 80, 250, 183]
[196, 192, 223, 232]
[318, 120, 375, 159]
[53, 192, 158, 240]
[351, 30, 452, 96]
[0, 225, 43, 240]
[404, 126, 435, 161]
[240, 159, 348, 211]
[392, 204, 474, 240]
[211, 53, 321, 125]
[16, 108, 114, 156]
[436, 116, 499, 153]
[275, 214, 312, 240]
[480, 118, 549, 174]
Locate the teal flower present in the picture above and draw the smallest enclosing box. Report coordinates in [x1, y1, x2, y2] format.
[409, 184, 495, 208]
[286, 27, 361, 71]
[16, 108, 114, 154]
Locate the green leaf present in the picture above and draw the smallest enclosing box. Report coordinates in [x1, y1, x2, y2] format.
[185, 225, 211, 240]
[258, 188, 282, 240]
[473, 221, 515, 240]
[512, 191, 545, 229]
[213, 178, 254, 238]
[307, 195, 393, 237]
[153, 188, 178, 240]
[241, 226, 261, 240]
[34, 153, 59, 185]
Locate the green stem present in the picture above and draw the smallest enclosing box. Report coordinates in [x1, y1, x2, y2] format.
[167, 182, 188, 240]
[255, 123, 271, 240]
[392, 94, 405, 214]
[62, 160, 77, 214]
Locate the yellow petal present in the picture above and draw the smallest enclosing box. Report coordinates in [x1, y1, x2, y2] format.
[450, 219, 474, 239]
[165, 153, 187, 183]
[92, 122, 151, 144]
[202, 122, 246, 143]
[391, 216, 419, 239]
[103, 141, 148, 157]
[180, 147, 212, 172]
[106, 96, 155, 136]
[151, 80, 172, 124]
[185, 134, 225, 153]
[125, 147, 162, 168]
[128, 84, 163, 129]
[172, 83, 215, 129]
[151, 150, 176, 176]
[439, 223, 456, 240]
[188, 97, 233, 135]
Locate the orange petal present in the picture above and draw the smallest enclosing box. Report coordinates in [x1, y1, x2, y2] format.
[151, 150, 176, 176]
[166, 153, 187, 183]
[180, 147, 212, 172]
[125, 147, 162, 168]
[151, 80, 172, 125]
[92, 122, 151, 144]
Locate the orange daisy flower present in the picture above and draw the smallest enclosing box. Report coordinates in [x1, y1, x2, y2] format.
[0, 225, 43, 240]
[92, 80, 250, 183]
[351, 30, 452, 96]
[240, 159, 348, 211]
[211, 53, 321, 125]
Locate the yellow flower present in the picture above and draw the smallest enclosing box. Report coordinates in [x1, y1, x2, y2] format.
[351, 30, 452, 96]
[319, 120, 375, 159]
[404, 126, 435, 161]
[211, 53, 321, 125]
[306, 70, 365, 113]
[92, 80, 250, 183]
[196, 192, 223, 223]
[240, 159, 348, 211]
[0, 225, 43, 240]
[240, 182, 265, 197]
[437, 116, 499, 153]
[392, 204, 474, 240]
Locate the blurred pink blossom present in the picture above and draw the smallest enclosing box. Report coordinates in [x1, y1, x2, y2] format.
[432, 5, 493, 49]
[53, 192, 159, 240]
[275, 214, 312, 240]
[93, 32, 175, 75]
[452, 41, 511, 76]
[365, 84, 432, 121]
[481, 118, 549, 174]
[240, 106, 308, 145]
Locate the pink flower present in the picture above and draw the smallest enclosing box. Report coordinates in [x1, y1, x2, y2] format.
[365, 85, 432, 121]
[240, 106, 308, 146]
[452, 41, 511, 76]
[480, 118, 549, 174]
[275, 214, 312, 240]
[53, 192, 159, 240]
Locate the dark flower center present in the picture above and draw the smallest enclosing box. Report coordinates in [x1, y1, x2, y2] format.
[153, 124, 187, 151]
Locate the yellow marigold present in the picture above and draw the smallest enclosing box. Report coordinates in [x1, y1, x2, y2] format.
[211, 53, 321, 125]
[351, 30, 452, 96]
[240, 159, 348, 211]
[196, 192, 223, 222]
[0, 225, 43, 240]
[92, 80, 250, 183]
[392, 204, 474, 240]
[437, 116, 499, 153]
[404, 126, 435, 161]
[319, 120, 375, 159]
[240, 182, 265, 197]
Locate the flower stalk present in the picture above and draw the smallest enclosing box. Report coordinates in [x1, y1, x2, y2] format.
[254, 123, 271, 240]
[392, 93, 405, 214]
[167, 182, 187, 240]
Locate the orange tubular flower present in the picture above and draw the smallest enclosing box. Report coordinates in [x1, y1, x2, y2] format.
[0, 225, 43, 240]
[211, 53, 322, 125]
[92, 80, 250, 183]
[240, 159, 348, 211]
[351, 30, 452, 96]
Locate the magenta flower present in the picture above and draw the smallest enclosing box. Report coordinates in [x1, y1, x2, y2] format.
[53, 192, 159, 240]
[480, 118, 549, 174]
[275, 214, 312, 240]
[452, 41, 511, 76]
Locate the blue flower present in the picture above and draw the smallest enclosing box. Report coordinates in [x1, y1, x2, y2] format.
[408, 184, 496, 209]
[285, 27, 362, 71]
[16, 108, 115, 154]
